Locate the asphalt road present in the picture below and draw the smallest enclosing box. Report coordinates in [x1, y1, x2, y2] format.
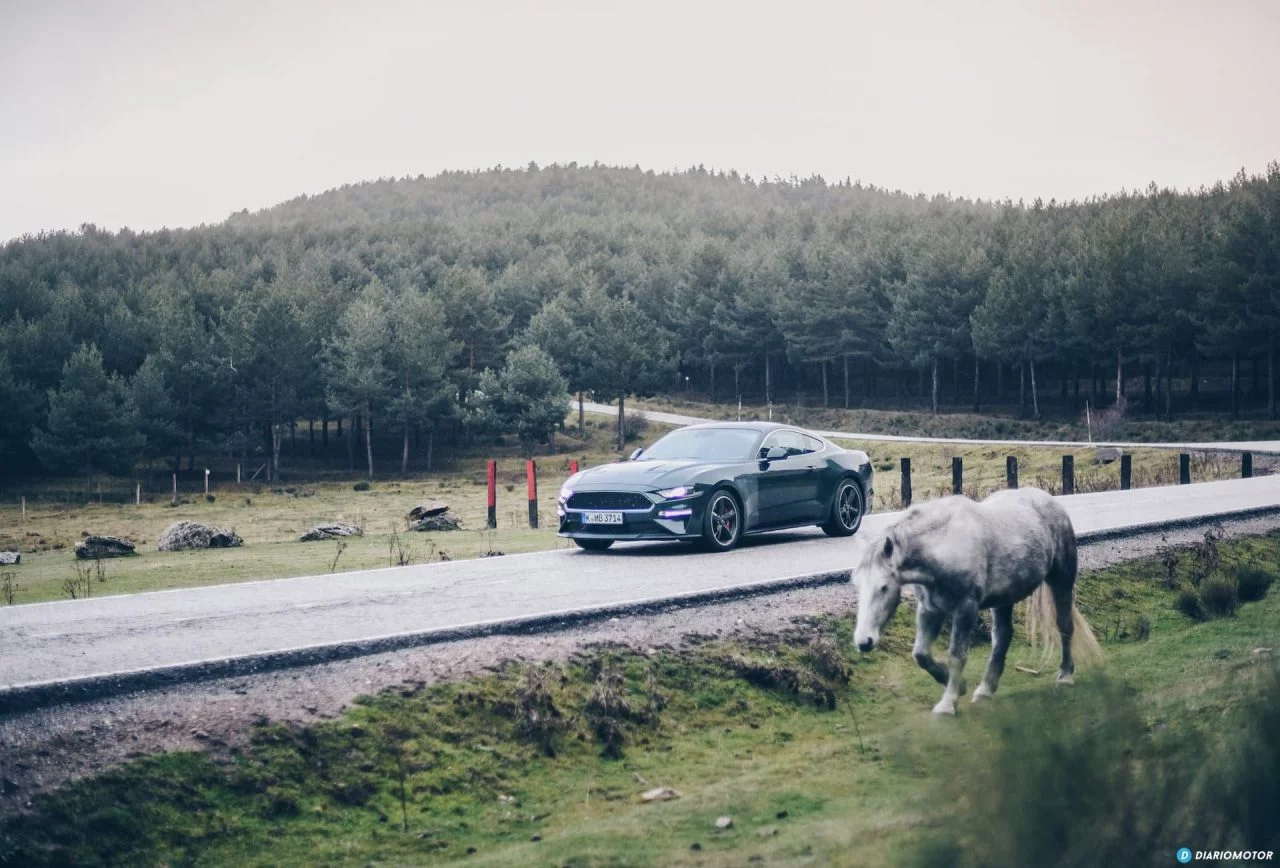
[590, 401, 1280, 453]
[4, 474, 1280, 706]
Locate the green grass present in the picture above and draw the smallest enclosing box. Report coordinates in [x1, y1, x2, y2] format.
[5, 533, 1279, 866]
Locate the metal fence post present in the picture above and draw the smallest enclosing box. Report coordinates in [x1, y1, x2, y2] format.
[1242, 452, 1252, 479]
[1062, 455, 1074, 495]
[1120, 454, 1132, 490]
[1179, 453, 1190, 485]
[952, 456, 963, 495]
[901, 457, 912, 508]
[1006, 455, 1018, 489]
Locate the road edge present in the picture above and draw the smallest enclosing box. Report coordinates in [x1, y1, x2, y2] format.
[5, 502, 1280, 716]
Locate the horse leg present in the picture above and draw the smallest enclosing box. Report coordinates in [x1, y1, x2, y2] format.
[973, 605, 1014, 702]
[933, 601, 977, 716]
[1051, 582, 1076, 684]
[912, 605, 949, 687]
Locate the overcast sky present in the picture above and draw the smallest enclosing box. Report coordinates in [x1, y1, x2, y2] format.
[2, 0, 1277, 242]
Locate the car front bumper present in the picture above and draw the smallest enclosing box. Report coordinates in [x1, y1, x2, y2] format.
[557, 497, 705, 541]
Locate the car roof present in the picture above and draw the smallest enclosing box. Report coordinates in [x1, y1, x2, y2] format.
[676, 421, 806, 433]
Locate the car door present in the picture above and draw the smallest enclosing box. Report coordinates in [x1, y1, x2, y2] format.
[755, 430, 820, 526]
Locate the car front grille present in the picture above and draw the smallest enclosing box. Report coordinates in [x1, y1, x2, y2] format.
[566, 492, 653, 510]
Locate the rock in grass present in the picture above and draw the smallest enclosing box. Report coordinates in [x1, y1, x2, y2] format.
[0, 551, 19, 565]
[157, 521, 243, 552]
[74, 536, 136, 559]
[299, 523, 363, 542]
[408, 500, 451, 521]
[641, 787, 681, 802]
[411, 511, 461, 532]
[714, 816, 733, 830]
[1094, 447, 1123, 465]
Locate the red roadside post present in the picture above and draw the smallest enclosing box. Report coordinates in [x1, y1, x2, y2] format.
[486, 460, 497, 529]
[527, 459, 538, 529]
[569, 459, 579, 475]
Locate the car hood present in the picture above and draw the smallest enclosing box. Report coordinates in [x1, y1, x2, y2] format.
[572, 459, 734, 489]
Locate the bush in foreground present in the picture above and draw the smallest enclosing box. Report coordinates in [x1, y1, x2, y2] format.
[1236, 565, 1276, 603]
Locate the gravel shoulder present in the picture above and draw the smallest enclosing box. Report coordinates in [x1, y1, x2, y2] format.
[3, 513, 1278, 812]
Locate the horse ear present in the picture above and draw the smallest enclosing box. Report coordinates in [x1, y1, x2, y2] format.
[882, 535, 894, 557]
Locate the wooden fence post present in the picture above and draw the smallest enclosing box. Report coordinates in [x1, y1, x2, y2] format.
[1062, 455, 1074, 495]
[527, 459, 538, 529]
[1006, 456, 1018, 490]
[486, 460, 497, 529]
[951, 456, 963, 495]
[1242, 452, 1253, 479]
[1120, 454, 1132, 490]
[900, 458, 912, 508]
[1179, 453, 1191, 485]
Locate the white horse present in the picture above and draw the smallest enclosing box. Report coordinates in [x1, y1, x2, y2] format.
[852, 487, 1102, 715]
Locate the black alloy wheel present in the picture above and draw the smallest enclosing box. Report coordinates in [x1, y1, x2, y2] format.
[701, 489, 743, 551]
[822, 478, 864, 537]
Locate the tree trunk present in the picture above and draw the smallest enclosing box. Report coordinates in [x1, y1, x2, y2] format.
[308, 418, 315, 458]
[843, 356, 850, 409]
[764, 354, 772, 404]
[1164, 349, 1174, 421]
[1190, 351, 1200, 411]
[1231, 351, 1240, 419]
[1271, 337, 1277, 420]
[426, 428, 434, 472]
[1073, 365, 1080, 413]
[578, 391, 584, 433]
[930, 356, 939, 415]
[973, 355, 981, 413]
[1253, 356, 1261, 398]
[821, 361, 829, 408]
[734, 365, 742, 401]
[1030, 357, 1040, 419]
[616, 395, 625, 451]
[347, 415, 355, 471]
[322, 410, 329, 448]
[401, 424, 410, 475]
[1152, 353, 1162, 419]
[364, 402, 375, 480]
[951, 357, 959, 406]
[709, 361, 716, 403]
[1115, 347, 1123, 404]
[337, 416, 343, 438]
[1019, 361, 1026, 414]
[997, 362, 1004, 400]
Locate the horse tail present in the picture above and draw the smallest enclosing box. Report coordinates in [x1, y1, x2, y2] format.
[1026, 584, 1104, 668]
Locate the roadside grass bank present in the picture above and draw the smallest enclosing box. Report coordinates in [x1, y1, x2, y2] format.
[4, 533, 1278, 867]
[0, 417, 660, 605]
[635, 395, 1280, 446]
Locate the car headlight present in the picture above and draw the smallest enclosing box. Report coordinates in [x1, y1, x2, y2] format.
[656, 486, 698, 500]
[558, 485, 573, 502]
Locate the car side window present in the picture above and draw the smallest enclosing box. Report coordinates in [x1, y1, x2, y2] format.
[761, 430, 809, 457]
[802, 434, 825, 454]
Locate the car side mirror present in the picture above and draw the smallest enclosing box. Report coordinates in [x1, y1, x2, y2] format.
[628, 447, 644, 461]
[763, 446, 788, 462]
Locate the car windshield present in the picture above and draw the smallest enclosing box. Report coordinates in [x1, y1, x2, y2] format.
[640, 427, 761, 462]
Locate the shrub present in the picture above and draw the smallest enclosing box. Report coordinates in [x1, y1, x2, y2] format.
[1200, 575, 1239, 618]
[1236, 565, 1276, 603]
[622, 410, 649, 441]
[1175, 586, 1206, 621]
[352, 481, 370, 492]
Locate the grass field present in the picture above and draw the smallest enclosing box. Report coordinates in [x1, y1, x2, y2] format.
[0, 404, 1262, 605]
[4, 533, 1278, 866]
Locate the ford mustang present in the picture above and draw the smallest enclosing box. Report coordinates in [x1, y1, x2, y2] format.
[557, 422, 873, 552]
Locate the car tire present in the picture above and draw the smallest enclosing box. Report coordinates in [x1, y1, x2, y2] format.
[699, 488, 743, 552]
[574, 538, 614, 552]
[821, 478, 864, 537]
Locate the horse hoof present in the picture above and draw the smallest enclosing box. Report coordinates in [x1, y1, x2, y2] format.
[932, 701, 957, 716]
[1056, 672, 1075, 685]
[972, 685, 993, 703]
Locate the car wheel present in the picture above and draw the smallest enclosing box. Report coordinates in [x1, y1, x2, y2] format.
[574, 538, 614, 552]
[822, 478, 864, 537]
[699, 488, 743, 552]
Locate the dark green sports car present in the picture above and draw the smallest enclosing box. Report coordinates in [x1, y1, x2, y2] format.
[557, 422, 873, 552]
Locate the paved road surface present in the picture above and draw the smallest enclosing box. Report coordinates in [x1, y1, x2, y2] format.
[589, 401, 1280, 454]
[4, 475, 1280, 700]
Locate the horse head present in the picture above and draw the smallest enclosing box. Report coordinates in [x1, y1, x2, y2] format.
[853, 530, 904, 653]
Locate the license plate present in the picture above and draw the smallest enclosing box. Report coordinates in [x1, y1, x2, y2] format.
[583, 511, 624, 525]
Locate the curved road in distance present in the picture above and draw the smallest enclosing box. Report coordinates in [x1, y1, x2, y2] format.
[588, 401, 1280, 454]
[4, 474, 1280, 711]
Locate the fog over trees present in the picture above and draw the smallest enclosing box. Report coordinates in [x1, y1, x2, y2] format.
[1, 161, 1277, 478]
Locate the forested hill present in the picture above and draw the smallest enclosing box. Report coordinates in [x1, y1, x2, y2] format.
[0, 162, 1277, 480]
